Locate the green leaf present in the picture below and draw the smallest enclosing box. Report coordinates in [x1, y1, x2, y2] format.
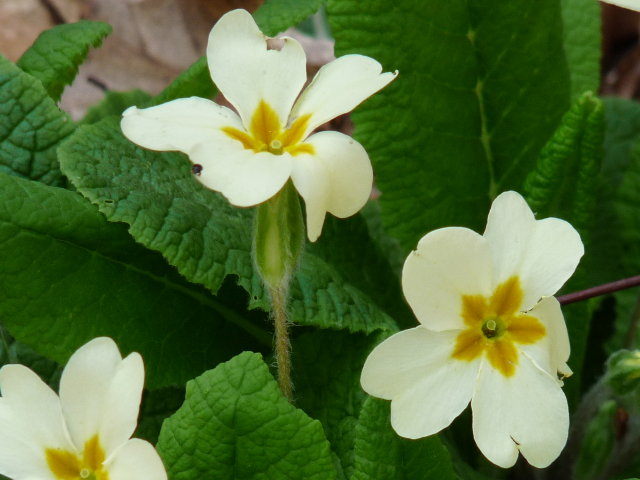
[591, 99, 640, 355]
[157, 351, 339, 480]
[254, 0, 326, 36]
[0, 326, 62, 388]
[136, 387, 185, 444]
[17, 21, 112, 102]
[0, 55, 74, 186]
[607, 140, 640, 349]
[574, 399, 617, 480]
[151, 56, 216, 107]
[351, 397, 458, 480]
[359, 201, 406, 277]
[58, 117, 397, 334]
[81, 89, 152, 125]
[0, 172, 270, 388]
[523, 92, 605, 407]
[306, 213, 414, 329]
[561, 0, 601, 99]
[615, 140, 640, 283]
[524, 91, 603, 232]
[327, 0, 570, 251]
[602, 98, 640, 185]
[293, 331, 380, 478]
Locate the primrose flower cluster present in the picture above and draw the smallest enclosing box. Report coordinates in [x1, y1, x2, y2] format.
[362, 191, 584, 468]
[122, 8, 397, 242]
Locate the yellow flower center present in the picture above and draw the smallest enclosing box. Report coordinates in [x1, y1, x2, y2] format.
[222, 100, 314, 156]
[46, 435, 109, 480]
[451, 276, 546, 377]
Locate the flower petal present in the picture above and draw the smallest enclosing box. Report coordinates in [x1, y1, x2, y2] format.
[361, 327, 479, 439]
[402, 227, 493, 331]
[600, 0, 640, 10]
[0, 365, 74, 480]
[207, 9, 307, 129]
[471, 354, 569, 468]
[121, 98, 243, 153]
[291, 54, 397, 136]
[483, 191, 584, 308]
[291, 131, 373, 241]
[106, 439, 167, 480]
[59, 338, 143, 456]
[518, 296, 571, 380]
[190, 137, 293, 207]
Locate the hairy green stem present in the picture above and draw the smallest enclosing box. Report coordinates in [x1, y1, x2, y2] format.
[253, 181, 304, 401]
[270, 284, 292, 401]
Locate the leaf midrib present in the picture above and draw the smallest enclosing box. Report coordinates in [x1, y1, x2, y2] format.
[0, 214, 272, 346]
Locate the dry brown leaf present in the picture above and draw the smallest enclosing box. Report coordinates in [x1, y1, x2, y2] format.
[59, 0, 262, 118]
[47, 0, 85, 22]
[0, 0, 54, 61]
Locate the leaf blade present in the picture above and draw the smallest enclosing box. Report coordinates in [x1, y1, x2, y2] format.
[0, 55, 74, 186]
[326, 0, 571, 250]
[157, 352, 339, 480]
[351, 397, 458, 480]
[17, 21, 112, 101]
[0, 172, 269, 388]
[58, 118, 397, 334]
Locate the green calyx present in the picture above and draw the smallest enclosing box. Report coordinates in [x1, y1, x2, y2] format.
[253, 180, 305, 289]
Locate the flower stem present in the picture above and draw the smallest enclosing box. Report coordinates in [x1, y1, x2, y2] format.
[557, 275, 640, 305]
[253, 181, 304, 401]
[270, 284, 292, 400]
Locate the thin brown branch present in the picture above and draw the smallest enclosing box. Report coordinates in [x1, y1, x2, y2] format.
[558, 275, 640, 305]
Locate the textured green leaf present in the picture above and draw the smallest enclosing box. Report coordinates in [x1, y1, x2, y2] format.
[293, 331, 381, 478]
[590, 99, 640, 355]
[17, 21, 112, 102]
[81, 89, 152, 125]
[151, 56, 216, 107]
[157, 351, 339, 480]
[610, 140, 640, 349]
[359, 201, 406, 277]
[254, 0, 325, 36]
[0, 55, 74, 186]
[327, 0, 570, 251]
[306, 213, 414, 329]
[351, 397, 457, 480]
[58, 117, 397, 334]
[613, 124, 640, 268]
[523, 92, 605, 406]
[524, 92, 603, 232]
[593, 98, 640, 289]
[0, 172, 269, 388]
[561, 0, 601, 99]
[602, 98, 640, 185]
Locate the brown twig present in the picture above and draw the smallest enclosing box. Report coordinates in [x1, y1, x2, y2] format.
[558, 275, 640, 305]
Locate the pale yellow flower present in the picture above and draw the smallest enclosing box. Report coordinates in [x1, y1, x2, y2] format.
[121, 9, 397, 241]
[0, 338, 166, 480]
[361, 191, 584, 468]
[600, 0, 640, 10]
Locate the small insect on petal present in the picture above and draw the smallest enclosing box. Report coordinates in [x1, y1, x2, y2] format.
[192, 164, 203, 176]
